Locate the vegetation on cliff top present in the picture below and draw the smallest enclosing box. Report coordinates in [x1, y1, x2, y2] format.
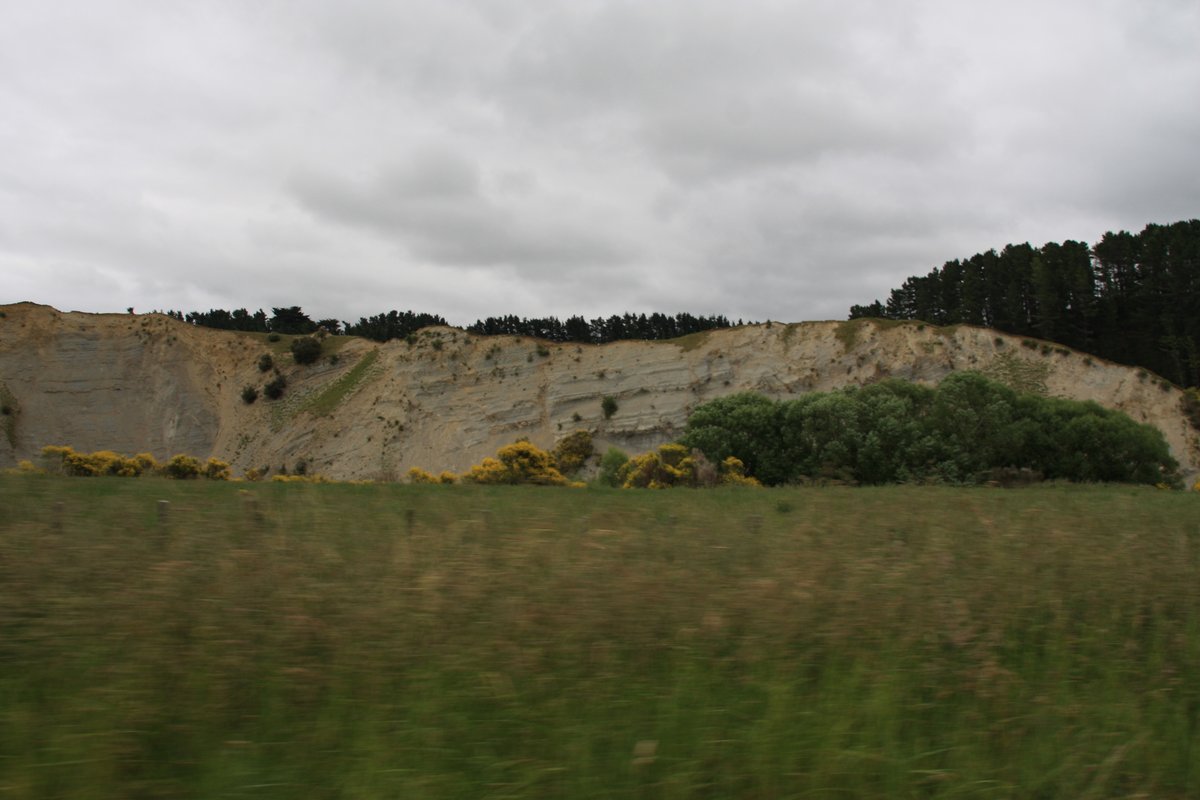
[850, 219, 1200, 388]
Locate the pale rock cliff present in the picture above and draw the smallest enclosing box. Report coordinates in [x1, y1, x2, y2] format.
[1, 302, 1197, 484]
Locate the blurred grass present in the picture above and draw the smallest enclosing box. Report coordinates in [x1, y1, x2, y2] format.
[2, 476, 1199, 798]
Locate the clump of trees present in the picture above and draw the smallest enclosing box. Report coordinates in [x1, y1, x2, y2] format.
[850, 219, 1200, 388]
[466, 312, 743, 344]
[344, 311, 449, 342]
[680, 373, 1181, 487]
[164, 305, 748, 345]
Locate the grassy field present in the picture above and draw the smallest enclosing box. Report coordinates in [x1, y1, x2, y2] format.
[1, 476, 1199, 798]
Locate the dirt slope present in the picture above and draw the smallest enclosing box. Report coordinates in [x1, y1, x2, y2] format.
[1, 303, 1197, 484]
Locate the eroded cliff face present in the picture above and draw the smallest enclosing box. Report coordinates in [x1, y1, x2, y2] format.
[2, 303, 1197, 484]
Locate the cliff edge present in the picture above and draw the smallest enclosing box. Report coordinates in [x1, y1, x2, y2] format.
[1, 303, 1196, 484]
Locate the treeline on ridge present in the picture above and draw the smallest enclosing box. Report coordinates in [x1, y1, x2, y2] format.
[163, 306, 744, 344]
[679, 372, 1181, 487]
[849, 219, 1200, 388]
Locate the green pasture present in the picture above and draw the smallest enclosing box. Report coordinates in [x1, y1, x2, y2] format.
[1, 476, 1198, 798]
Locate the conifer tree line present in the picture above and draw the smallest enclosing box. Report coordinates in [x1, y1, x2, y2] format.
[163, 306, 743, 345]
[465, 312, 740, 343]
[849, 220, 1200, 388]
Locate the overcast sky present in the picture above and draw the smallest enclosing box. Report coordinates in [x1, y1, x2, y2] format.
[2, 1, 1198, 326]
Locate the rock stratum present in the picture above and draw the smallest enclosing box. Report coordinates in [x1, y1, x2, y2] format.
[2, 302, 1197, 484]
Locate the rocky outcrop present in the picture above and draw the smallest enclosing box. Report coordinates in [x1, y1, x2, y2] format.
[1, 303, 1197, 484]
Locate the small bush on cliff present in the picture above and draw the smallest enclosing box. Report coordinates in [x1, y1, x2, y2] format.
[264, 374, 287, 400]
[257, 353, 274, 372]
[241, 385, 259, 404]
[601, 396, 618, 420]
[291, 336, 322, 365]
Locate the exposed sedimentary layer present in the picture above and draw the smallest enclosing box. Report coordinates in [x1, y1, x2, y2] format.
[1, 302, 1196, 484]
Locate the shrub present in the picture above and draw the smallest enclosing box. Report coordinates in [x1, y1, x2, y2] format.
[39, 448, 155, 478]
[461, 441, 569, 486]
[257, 353, 274, 372]
[720, 456, 760, 487]
[241, 385, 259, 404]
[601, 396, 618, 419]
[596, 447, 629, 487]
[267, 333, 281, 343]
[132, 453, 160, 474]
[552, 430, 594, 475]
[264, 374, 287, 400]
[291, 336, 322, 365]
[407, 467, 439, 484]
[680, 373, 1180, 487]
[618, 443, 696, 489]
[438, 471, 458, 485]
[66, 449, 125, 477]
[40, 445, 76, 473]
[162, 454, 202, 479]
[202, 458, 232, 480]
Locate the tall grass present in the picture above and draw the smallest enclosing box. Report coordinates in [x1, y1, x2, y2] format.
[1, 476, 1198, 798]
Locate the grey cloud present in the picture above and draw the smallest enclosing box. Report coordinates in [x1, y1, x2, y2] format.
[289, 151, 631, 273]
[2, 0, 1198, 327]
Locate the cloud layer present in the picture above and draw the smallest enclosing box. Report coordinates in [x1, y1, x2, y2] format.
[2, 0, 1198, 324]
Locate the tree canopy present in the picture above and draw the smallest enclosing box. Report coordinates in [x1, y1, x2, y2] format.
[163, 306, 745, 345]
[680, 374, 1180, 487]
[849, 220, 1200, 387]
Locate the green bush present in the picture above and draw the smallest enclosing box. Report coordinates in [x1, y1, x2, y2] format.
[264, 374, 287, 400]
[241, 385, 259, 404]
[680, 373, 1181, 487]
[257, 353, 274, 372]
[601, 396, 618, 419]
[596, 447, 629, 487]
[291, 337, 322, 365]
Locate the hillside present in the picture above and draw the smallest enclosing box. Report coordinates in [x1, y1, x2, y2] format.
[1, 303, 1197, 484]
